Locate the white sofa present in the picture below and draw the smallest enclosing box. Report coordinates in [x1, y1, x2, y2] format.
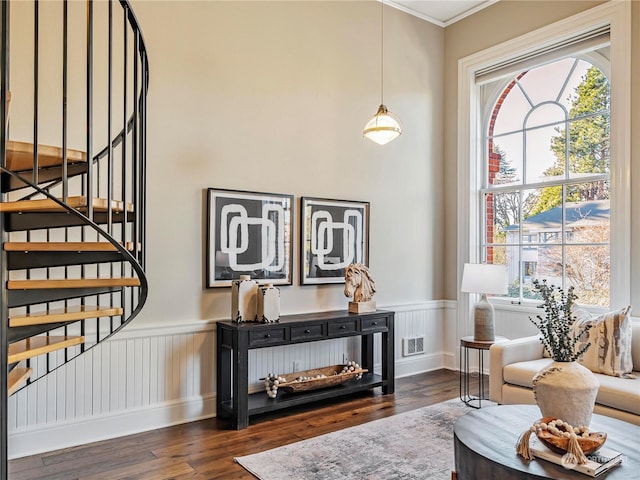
[489, 322, 640, 426]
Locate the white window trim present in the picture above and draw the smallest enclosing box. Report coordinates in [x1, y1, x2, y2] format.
[456, 2, 631, 342]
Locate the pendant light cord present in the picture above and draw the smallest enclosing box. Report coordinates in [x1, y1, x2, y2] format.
[380, 0, 384, 105]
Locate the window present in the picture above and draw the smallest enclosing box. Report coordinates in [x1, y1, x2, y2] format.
[457, 2, 631, 326]
[482, 57, 611, 307]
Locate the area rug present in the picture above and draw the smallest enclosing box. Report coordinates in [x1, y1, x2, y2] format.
[235, 398, 493, 479]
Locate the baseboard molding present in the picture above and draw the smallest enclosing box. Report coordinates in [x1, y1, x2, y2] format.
[441, 351, 456, 371]
[9, 394, 217, 460]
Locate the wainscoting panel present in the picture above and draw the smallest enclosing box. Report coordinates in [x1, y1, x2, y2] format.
[8, 328, 217, 458]
[8, 302, 447, 459]
[391, 303, 447, 378]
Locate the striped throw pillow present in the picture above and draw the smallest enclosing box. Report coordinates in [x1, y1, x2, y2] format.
[573, 306, 635, 378]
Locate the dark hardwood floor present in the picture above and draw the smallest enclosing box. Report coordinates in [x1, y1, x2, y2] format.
[9, 369, 481, 480]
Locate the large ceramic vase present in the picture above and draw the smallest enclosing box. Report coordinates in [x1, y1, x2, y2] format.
[533, 361, 599, 428]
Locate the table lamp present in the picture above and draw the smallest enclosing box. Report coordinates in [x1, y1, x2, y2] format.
[461, 263, 508, 342]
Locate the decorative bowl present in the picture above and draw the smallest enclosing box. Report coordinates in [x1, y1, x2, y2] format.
[276, 364, 368, 393]
[536, 417, 607, 455]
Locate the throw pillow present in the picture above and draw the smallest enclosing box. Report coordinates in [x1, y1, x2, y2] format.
[573, 305, 635, 378]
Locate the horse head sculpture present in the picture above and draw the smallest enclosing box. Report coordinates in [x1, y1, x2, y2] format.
[344, 263, 376, 302]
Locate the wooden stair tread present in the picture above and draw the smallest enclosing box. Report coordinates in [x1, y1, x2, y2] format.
[9, 305, 124, 327]
[8, 367, 32, 396]
[8, 336, 85, 363]
[8, 277, 140, 289]
[0, 196, 133, 213]
[4, 241, 138, 252]
[6, 140, 86, 172]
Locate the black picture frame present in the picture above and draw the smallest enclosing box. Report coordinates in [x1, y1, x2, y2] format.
[206, 188, 293, 288]
[300, 197, 370, 285]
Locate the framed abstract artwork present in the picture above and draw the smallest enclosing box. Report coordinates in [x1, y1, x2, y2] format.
[300, 197, 370, 285]
[206, 188, 293, 287]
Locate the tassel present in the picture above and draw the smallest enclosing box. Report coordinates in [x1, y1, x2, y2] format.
[565, 433, 587, 465]
[516, 427, 535, 460]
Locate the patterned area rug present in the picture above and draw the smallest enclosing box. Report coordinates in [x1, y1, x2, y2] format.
[235, 398, 491, 479]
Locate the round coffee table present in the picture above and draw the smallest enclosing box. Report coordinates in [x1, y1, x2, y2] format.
[454, 404, 639, 479]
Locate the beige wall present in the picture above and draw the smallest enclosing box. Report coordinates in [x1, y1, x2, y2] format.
[130, 1, 444, 326]
[632, 1, 640, 311]
[440, 0, 640, 300]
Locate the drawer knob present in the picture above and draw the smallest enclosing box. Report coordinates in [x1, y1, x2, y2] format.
[304, 329, 311, 334]
[372, 321, 378, 325]
[340, 325, 346, 329]
[264, 334, 271, 338]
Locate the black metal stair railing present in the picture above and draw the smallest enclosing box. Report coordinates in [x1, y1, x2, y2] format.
[0, 1, 149, 478]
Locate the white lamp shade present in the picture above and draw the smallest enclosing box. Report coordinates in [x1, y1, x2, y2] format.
[461, 263, 508, 295]
[363, 104, 402, 145]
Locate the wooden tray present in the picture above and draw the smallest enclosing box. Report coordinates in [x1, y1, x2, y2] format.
[536, 417, 607, 455]
[277, 365, 368, 393]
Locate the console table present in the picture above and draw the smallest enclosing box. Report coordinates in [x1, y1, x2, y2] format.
[216, 309, 395, 429]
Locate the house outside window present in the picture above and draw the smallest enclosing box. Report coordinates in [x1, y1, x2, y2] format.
[481, 56, 611, 307]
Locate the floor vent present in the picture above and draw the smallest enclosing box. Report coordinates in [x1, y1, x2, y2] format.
[402, 336, 425, 357]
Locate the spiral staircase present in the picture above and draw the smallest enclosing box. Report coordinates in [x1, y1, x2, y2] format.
[0, 1, 149, 477]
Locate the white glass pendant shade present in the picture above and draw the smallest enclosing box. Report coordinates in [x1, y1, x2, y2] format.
[363, 104, 402, 145]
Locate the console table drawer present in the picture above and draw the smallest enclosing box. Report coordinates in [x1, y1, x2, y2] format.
[291, 324, 326, 341]
[249, 327, 288, 347]
[361, 317, 387, 331]
[328, 320, 358, 335]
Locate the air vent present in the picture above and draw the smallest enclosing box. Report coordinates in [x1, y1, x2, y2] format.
[402, 336, 425, 357]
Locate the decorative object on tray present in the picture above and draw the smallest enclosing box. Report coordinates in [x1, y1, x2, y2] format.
[264, 363, 367, 397]
[300, 197, 370, 285]
[535, 418, 606, 455]
[257, 283, 280, 323]
[516, 416, 606, 467]
[529, 279, 598, 428]
[231, 275, 258, 322]
[206, 188, 293, 287]
[517, 416, 622, 477]
[344, 263, 376, 313]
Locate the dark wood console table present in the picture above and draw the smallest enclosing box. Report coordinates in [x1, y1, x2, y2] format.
[216, 309, 395, 429]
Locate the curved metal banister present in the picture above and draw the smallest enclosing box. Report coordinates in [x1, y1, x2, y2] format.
[1, 2, 150, 476]
[120, 0, 150, 93]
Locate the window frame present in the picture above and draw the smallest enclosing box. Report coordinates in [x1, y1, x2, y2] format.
[456, 2, 631, 341]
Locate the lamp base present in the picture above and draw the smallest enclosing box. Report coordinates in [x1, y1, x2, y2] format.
[474, 294, 495, 342]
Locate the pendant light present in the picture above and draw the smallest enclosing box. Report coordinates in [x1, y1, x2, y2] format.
[363, 0, 402, 145]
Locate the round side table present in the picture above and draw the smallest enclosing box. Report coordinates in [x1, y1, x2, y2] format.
[454, 404, 639, 479]
[459, 336, 507, 408]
